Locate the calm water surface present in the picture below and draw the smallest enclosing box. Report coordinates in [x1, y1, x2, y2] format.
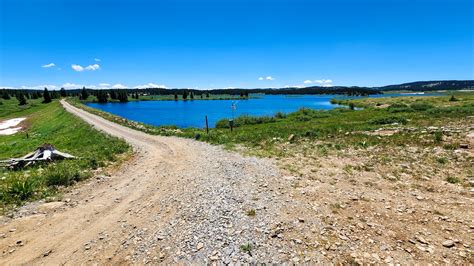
[86, 93, 440, 128]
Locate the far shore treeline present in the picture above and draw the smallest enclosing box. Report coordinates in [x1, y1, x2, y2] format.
[1, 80, 473, 105]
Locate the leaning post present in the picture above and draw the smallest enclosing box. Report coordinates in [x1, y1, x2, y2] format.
[205, 115, 209, 134]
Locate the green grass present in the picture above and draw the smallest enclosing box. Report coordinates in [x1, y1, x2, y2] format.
[0, 99, 130, 211]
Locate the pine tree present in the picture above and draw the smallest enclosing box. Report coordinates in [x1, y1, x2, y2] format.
[60, 87, 67, 97]
[174, 93, 178, 100]
[97, 90, 108, 103]
[183, 91, 188, 100]
[42, 88, 52, 103]
[110, 90, 117, 100]
[190, 91, 194, 100]
[206, 92, 210, 98]
[1, 90, 11, 100]
[17, 92, 27, 106]
[81, 87, 89, 100]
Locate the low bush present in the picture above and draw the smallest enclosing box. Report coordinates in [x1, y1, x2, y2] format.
[5, 175, 38, 201]
[410, 102, 433, 111]
[369, 116, 408, 125]
[44, 163, 88, 187]
[215, 115, 276, 128]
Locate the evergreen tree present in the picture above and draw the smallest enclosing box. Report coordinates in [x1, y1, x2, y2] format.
[117, 90, 128, 102]
[97, 90, 108, 103]
[42, 88, 52, 103]
[110, 90, 117, 100]
[1, 90, 11, 100]
[81, 87, 89, 100]
[17, 92, 27, 106]
[190, 91, 194, 100]
[206, 92, 210, 98]
[60, 87, 67, 97]
[182, 91, 188, 100]
[174, 93, 178, 100]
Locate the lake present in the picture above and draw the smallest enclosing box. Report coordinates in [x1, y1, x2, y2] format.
[86, 93, 440, 128]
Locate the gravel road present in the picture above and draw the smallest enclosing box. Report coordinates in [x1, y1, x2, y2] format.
[0, 100, 296, 264]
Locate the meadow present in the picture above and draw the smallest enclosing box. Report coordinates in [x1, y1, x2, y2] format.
[0, 98, 130, 211]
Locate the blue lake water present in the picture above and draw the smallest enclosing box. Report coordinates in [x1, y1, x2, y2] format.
[86, 93, 441, 128]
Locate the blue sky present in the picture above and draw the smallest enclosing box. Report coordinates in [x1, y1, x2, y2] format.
[0, 0, 472, 90]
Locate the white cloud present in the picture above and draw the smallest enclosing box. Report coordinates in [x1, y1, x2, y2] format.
[61, 83, 83, 89]
[112, 84, 127, 89]
[259, 76, 275, 81]
[303, 79, 334, 87]
[99, 83, 111, 87]
[85, 64, 100, 71]
[134, 83, 166, 89]
[315, 79, 332, 84]
[20, 84, 58, 90]
[71, 64, 84, 72]
[94, 58, 101, 62]
[72, 63, 100, 72]
[42, 63, 56, 68]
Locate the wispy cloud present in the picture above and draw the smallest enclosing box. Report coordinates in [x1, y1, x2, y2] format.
[94, 58, 101, 62]
[85, 64, 100, 71]
[303, 79, 333, 87]
[71, 64, 84, 72]
[258, 76, 275, 81]
[112, 84, 127, 89]
[20, 84, 58, 90]
[41, 63, 56, 68]
[72, 63, 100, 72]
[134, 83, 166, 89]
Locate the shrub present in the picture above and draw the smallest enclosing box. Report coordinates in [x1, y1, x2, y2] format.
[446, 176, 460, 184]
[388, 103, 412, 113]
[274, 112, 287, 119]
[369, 116, 408, 125]
[434, 131, 443, 143]
[6, 176, 38, 201]
[44, 164, 86, 187]
[215, 115, 276, 128]
[410, 102, 433, 111]
[449, 95, 458, 102]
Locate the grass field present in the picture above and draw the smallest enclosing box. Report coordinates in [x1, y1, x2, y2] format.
[0, 98, 130, 211]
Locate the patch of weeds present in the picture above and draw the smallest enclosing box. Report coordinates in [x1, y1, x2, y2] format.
[410, 102, 433, 111]
[4, 175, 39, 201]
[369, 116, 407, 125]
[433, 131, 443, 143]
[240, 243, 252, 255]
[330, 203, 342, 213]
[343, 165, 354, 174]
[246, 209, 256, 216]
[443, 143, 458, 150]
[436, 157, 448, 164]
[44, 163, 88, 187]
[446, 176, 460, 184]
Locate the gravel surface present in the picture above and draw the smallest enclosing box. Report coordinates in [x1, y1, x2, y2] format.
[0, 100, 296, 264]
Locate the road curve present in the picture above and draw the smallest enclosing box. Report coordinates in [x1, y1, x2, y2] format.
[0, 100, 291, 264]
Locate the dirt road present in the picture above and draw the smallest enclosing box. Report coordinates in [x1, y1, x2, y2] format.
[0, 100, 294, 264]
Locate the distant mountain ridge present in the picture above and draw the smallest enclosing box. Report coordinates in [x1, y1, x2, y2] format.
[377, 80, 474, 91]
